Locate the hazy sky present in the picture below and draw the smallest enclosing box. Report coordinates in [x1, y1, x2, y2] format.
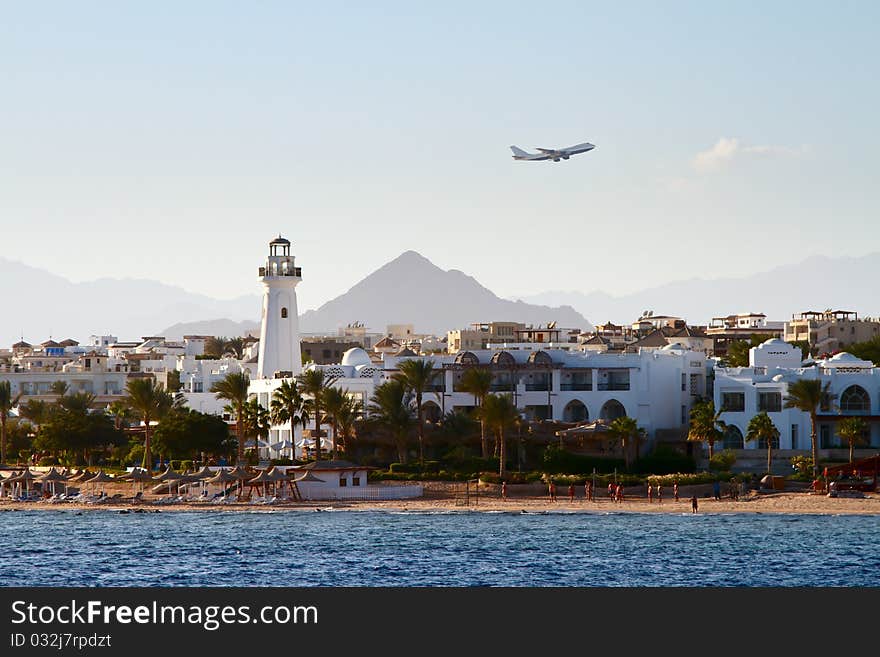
[2, 2, 878, 312]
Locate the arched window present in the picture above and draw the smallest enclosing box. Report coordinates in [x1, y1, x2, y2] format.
[563, 400, 588, 423]
[840, 385, 870, 413]
[281, 307, 288, 319]
[723, 425, 744, 449]
[490, 351, 515, 367]
[600, 399, 626, 421]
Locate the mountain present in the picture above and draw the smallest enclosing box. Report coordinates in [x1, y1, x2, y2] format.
[0, 257, 260, 346]
[160, 319, 261, 340]
[298, 251, 592, 335]
[515, 253, 880, 324]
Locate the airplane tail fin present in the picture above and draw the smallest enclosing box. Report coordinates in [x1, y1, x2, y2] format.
[510, 145, 530, 158]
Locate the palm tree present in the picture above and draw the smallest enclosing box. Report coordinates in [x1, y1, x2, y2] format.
[746, 411, 780, 474]
[334, 396, 360, 455]
[125, 378, 174, 471]
[210, 371, 250, 464]
[223, 337, 245, 359]
[241, 397, 271, 460]
[608, 416, 644, 470]
[394, 359, 436, 468]
[479, 393, 519, 477]
[106, 400, 132, 431]
[322, 387, 352, 460]
[49, 380, 70, 397]
[784, 379, 836, 478]
[296, 369, 336, 460]
[837, 416, 868, 464]
[0, 381, 22, 465]
[458, 368, 492, 458]
[270, 379, 308, 458]
[687, 399, 727, 460]
[59, 391, 96, 413]
[368, 379, 414, 463]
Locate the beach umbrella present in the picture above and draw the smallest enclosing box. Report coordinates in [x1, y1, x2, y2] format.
[266, 467, 289, 497]
[124, 468, 153, 495]
[68, 469, 96, 483]
[244, 439, 270, 449]
[152, 466, 185, 497]
[247, 469, 273, 497]
[228, 464, 253, 496]
[38, 468, 69, 496]
[292, 471, 324, 502]
[206, 468, 236, 498]
[87, 471, 115, 497]
[11, 468, 38, 498]
[0, 470, 6, 498]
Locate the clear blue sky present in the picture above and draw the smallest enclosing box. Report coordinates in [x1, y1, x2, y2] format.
[1, 2, 877, 311]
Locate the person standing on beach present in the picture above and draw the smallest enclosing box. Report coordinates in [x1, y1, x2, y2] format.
[548, 481, 557, 502]
[586, 481, 593, 502]
[501, 481, 507, 500]
[691, 496, 699, 514]
[713, 479, 721, 501]
[615, 484, 623, 503]
[607, 482, 614, 500]
[568, 483, 575, 503]
[647, 483, 653, 503]
[673, 481, 679, 502]
[656, 484, 662, 504]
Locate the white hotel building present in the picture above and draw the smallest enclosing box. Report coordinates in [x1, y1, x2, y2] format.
[713, 338, 880, 454]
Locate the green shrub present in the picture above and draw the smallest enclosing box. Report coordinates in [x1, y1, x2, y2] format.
[790, 455, 814, 477]
[542, 443, 625, 474]
[646, 472, 734, 486]
[38, 456, 58, 466]
[270, 458, 294, 466]
[180, 460, 193, 472]
[635, 447, 696, 475]
[709, 449, 737, 471]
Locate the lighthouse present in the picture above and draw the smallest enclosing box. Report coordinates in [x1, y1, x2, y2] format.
[256, 235, 303, 380]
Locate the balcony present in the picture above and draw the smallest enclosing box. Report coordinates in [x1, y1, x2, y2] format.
[489, 383, 515, 392]
[597, 383, 630, 391]
[258, 266, 302, 277]
[560, 383, 592, 391]
[525, 383, 550, 392]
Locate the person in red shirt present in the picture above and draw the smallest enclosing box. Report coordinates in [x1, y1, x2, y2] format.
[548, 481, 557, 502]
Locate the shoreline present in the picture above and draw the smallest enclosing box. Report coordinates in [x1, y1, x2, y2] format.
[2, 491, 878, 515]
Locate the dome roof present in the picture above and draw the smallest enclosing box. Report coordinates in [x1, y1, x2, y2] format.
[340, 347, 372, 368]
[661, 342, 685, 351]
[761, 338, 786, 346]
[828, 352, 861, 362]
[270, 235, 290, 245]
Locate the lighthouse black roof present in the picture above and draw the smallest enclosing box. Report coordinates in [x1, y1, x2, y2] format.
[270, 235, 290, 246]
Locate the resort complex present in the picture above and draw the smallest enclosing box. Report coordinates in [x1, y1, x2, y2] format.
[1, 236, 879, 507]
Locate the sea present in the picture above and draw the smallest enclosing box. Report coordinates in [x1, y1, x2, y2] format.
[2, 509, 878, 587]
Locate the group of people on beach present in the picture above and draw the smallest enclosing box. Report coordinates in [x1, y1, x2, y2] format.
[499, 478, 701, 512]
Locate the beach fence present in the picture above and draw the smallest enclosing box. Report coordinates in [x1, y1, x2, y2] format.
[297, 484, 423, 502]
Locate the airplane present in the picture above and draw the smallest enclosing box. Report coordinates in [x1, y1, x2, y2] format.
[510, 142, 595, 162]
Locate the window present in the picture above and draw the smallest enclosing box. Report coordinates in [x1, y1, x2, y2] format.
[339, 477, 347, 487]
[352, 476, 361, 487]
[689, 373, 701, 397]
[322, 350, 331, 359]
[820, 424, 832, 448]
[791, 424, 798, 450]
[681, 373, 686, 391]
[721, 392, 745, 412]
[758, 391, 782, 413]
[281, 307, 288, 318]
[840, 385, 870, 413]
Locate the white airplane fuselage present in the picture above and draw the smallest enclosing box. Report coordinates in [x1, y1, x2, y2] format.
[510, 142, 595, 162]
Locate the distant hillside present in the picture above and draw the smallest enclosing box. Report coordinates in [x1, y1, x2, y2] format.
[0, 257, 260, 346]
[297, 250, 592, 335]
[516, 253, 880, 324]
[160, 319, 261, 340]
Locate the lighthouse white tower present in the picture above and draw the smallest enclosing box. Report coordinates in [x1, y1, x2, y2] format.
[256, 235, 303, 380]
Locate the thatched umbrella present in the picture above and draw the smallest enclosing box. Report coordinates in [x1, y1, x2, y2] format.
[152, 466, 184, 498]
[266, 467, 289, 498]
[87, 471, 115, 497]
[9, 468, 38, 498]
[228, 464, 253, 497]
[206, 468, 236, 498]
[124, 468, 153, 495]
[247, 469, 274, 498]
[68, 469, 96, 483]
[38, 468, 69, 496]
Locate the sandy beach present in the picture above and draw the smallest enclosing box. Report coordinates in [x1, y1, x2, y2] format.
[2, 487, 878, 515]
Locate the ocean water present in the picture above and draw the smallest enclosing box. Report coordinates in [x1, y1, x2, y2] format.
[2, 509, 878, 587]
